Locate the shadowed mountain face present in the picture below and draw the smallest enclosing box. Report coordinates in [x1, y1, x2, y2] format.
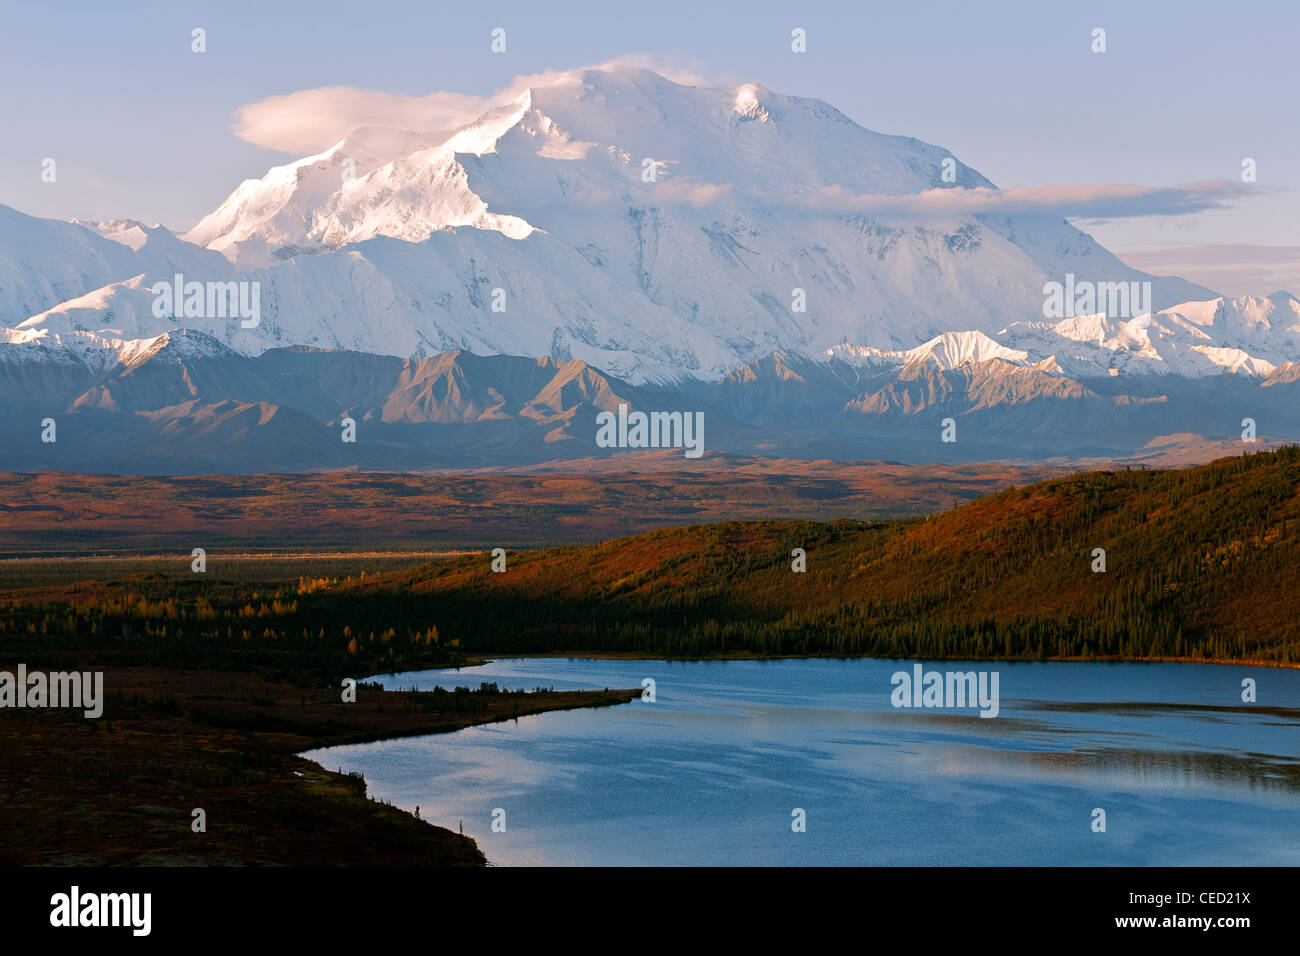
[0, 335, 742, 472]
[1, 329, 1297, 473]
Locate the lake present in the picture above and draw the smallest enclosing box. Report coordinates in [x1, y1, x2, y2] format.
[303, 657, 1300, 866]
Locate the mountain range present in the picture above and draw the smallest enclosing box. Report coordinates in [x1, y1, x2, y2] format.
[2, 65, 1296, 472]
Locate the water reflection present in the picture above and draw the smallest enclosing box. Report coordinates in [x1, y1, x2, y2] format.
[305, 658, 1300, 866]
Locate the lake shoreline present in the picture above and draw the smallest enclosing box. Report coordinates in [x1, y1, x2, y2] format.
[333, 656, 1300, 867]
[0, 663, 640, 867]
[441, 651, 1300, 670]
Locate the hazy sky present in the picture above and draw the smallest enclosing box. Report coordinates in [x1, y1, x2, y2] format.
[2, 0, 1296, 294]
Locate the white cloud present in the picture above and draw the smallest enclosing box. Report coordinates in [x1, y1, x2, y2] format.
[794, 180, 1268, 220]
[653, 180, 733, 206]
[232, 56, 712, 154]
[1116, 243, 1300, 298]
[232, 87, 495, 153]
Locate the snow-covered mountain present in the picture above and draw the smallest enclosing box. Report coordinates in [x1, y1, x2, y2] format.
[998, 292, 1300, 378]
[2, 64, 1297, 471]
[5, 65, 1233, 380]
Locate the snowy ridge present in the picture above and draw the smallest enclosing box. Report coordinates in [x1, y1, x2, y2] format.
[996, 294, 1300, 378]
[826, 331, 1032, 371]
[1, 64, 1292, 389]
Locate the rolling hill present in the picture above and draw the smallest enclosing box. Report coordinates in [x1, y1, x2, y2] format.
[327, 446, 1300, 665]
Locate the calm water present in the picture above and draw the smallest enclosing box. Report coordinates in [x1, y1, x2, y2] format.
[303, 658, 1300, 866]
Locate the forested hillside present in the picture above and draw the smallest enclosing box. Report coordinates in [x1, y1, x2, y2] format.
[4, 448, 1297, 670]
[340, 446, 1300, 665]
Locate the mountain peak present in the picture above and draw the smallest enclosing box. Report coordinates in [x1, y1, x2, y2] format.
[7, 67, 1281, 392]
[181, 64, 1000, 273]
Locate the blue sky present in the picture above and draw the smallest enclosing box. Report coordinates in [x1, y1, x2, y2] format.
[2, 0, 1296, 293]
